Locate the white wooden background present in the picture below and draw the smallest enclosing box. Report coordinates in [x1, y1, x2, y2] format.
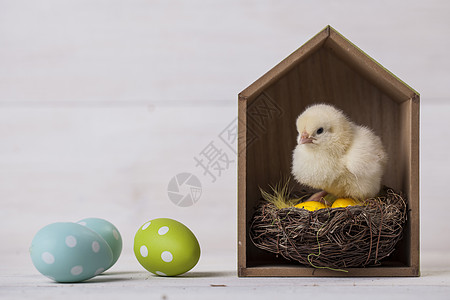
[1, 1, 450, 299]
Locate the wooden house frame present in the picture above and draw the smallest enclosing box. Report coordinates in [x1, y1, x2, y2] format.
[238, 25, 420, 277]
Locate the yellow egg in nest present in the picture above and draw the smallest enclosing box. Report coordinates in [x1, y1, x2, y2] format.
[331, 198, 361, 208]
[294, 201, 328, 211]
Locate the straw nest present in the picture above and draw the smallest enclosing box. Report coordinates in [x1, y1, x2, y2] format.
[249, 181, 407, 270]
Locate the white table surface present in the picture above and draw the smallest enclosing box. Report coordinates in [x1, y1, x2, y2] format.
[1, 251, 450, 300]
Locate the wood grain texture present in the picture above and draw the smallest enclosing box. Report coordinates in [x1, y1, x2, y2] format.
[237, 95, 248, 272]
[239, 26, 329, 101]
[326, 28, 419, 101]
[240, 265, 419, 277]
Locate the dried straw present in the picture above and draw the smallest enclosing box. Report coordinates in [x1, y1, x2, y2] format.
[249, 185, 407, 270]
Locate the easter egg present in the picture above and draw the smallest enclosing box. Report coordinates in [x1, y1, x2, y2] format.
[332, 198, 361, 208]
[134, 218, 201, 276]
[77, 218, 122, 271]
[295, 201, 328, 211]
[30, 222, 113, 283]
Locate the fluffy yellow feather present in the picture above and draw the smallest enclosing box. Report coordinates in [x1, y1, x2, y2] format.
[291, 104, 387, 200]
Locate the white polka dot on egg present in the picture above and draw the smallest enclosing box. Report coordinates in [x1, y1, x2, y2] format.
[161, 251, 173, 262]
[94, 268, 105, 275]
[112, 229, 119, 240]
[155, 271, 167, 276]
[78, 221, 87, 226]
[140, 245, 148, 258]
[141, 222, 151, 230]
[70, 265, 83, 276]
[92, 241, 100, 253]
[158, 226, 169, 235]
[65, 235, 77, 248]
[41, 252, 55, 264]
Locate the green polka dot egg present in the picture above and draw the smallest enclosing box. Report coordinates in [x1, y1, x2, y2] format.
[134, 218, 201, 276]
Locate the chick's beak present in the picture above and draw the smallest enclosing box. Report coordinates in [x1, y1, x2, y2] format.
[300, 131, 314, 144]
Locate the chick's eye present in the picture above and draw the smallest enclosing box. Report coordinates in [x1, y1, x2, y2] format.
[316, 127, 324, 135]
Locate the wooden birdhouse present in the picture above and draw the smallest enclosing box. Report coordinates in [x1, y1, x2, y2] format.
[237, 26, 420, 277]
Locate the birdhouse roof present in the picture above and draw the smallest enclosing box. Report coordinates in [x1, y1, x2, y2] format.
[240, 25, 419, 103]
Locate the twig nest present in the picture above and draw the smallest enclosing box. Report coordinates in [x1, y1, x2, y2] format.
[249, 187, 407, 269]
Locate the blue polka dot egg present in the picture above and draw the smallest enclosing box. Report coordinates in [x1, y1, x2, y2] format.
[76, 218, 122, 271]
[134, 218, 201, 276]
[30, 221, 119, 283]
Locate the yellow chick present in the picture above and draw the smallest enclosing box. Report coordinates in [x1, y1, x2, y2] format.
[291, 104, 387, 200]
